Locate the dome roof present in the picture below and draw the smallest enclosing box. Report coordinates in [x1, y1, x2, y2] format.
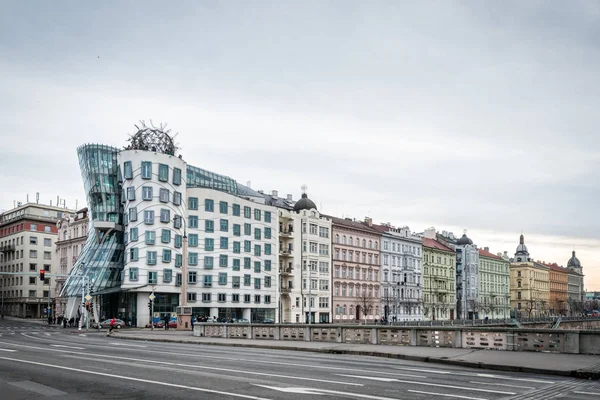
[515, 234, 529, 255]
[567, 250, 581, 268]
[125, 121, 178, 156]
[456, 233, 473, 245]
[293, 193, 317, 212]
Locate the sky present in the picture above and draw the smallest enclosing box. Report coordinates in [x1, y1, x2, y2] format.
[1, 1, 598, 289]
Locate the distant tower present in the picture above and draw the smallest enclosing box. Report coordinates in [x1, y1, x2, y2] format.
[567, 250, 583, 274]
[514, 234, 530, 262]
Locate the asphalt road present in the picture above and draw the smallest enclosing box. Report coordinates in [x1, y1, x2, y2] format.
[0, 319, 598, 400]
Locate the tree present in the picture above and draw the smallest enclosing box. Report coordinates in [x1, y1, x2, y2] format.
[524, 298, 537, 319]
[357, 291, 374, 324]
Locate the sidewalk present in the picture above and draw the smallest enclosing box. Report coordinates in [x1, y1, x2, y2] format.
[2, 316, 49, 325]
[112, 330, 600, 380]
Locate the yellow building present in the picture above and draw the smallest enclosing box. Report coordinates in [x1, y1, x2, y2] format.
[510, 235, 550, 317]
[422, 238, 456, 320]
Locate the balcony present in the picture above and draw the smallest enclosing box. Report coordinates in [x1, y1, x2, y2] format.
[0, 244, 16, 253]
[279, 267, 293, 277]
[279, 230, 294, 238]
[279, 249, 293, 258]
[281, 287, 292, 296]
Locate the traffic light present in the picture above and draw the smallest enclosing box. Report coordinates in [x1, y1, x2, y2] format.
[85, 301, 90, 311]
[39, 270, 45, 281]
[148, 301, 153, 310]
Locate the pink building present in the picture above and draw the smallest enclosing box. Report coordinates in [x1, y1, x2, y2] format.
[331, 217, 381, 322]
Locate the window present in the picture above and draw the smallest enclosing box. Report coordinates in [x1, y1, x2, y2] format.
[173, 191, 182, 206]
[30, 237, 37, 245]
[265, 260, 271, 271]
[124, 161, 133, 179]
[176, 272, 182, 286]
[218, 293, 226, 302]
[217, 237, 228, 250]
[254, 244, 261, 257]
[161, 229, 171, 244]
[142, 186, 153, 200]
[188, 234, 198, 247]
[203, 275, 212, 287]
[30, 224, 37, 231]
[254, 209, 261, 221]
[319, 227, 329, 238]
[205, 220, 214, 233]
[232, 276, 241, 288]
[264, 276, 271, 288]
[159, 188, 170, 203]
[205, 238, 214, 251]
[319, 279, 329, 290]
[219, 254, 228, 267]
[173, 215, 182, 229]
[310, 224, 317, 234]
[205, 199, 214, 212]
[129, 207, 138, 222]
[264, 227, 271, 239]
[244, 257, 251, 269]
[141, 162, 152, 179]
[130, 247, 139, 261]
[189, 216, 198, 229]
[254, 261, 261, 273]
[309, 242, 318, 253]
[127, 187, 136, 201]
[43, 238, 51, 247]
[202, 293, 211, 302]
[158, 164, 168, 182]
[244, 274, 251, 286]
[145, 231, 155, 245]
[233, 259, 240, 271]
[174, 234, 182, 248]
[162, 249, 171, 263]
[232, 204, 240, 216]
[254, 278, 261, 290]
[29, 277, 36, 284]
[265, 244, 271, 255]
[233, 224, 241, 236]
[244, 294, 251, 303]
[129, 268, 139, 281]
[175, 254, 182, 267]
[144, 210, 154, 224]
[254, 228, 261, 240]
[148, 271, 158, 284]
[319, 297, 329, 308]
[265, 211, 272, 223]
[204, 256, 214, 269]
[147, 251, 157, 265]
[254, 295, 261, 303]
[163, 269, 172, 283]
[220, 219, 229, 232]
[219, 272, 227, 285]
[244, 206, 251, 218]
[188, 197, 198, 210]
[30, 250, 37, 259]
[188, 292, 197, 302]
[244, 223, 251, 236]
[160, 209, 170, 223]
[173, 167, 182, 185]
[188, 271, 197, 284]
[219, 201, 228, 214]
[232, 293, 240, 302]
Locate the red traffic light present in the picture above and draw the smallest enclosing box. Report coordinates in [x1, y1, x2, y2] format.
[39, 270, 45, 280]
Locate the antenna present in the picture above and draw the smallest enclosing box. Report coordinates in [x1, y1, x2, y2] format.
[301, 184, 307, 194]
[36, 192, 39, 204]
[27, 194, 29, 203]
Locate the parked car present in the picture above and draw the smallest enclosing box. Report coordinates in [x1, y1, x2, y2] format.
[235, 318, 250, 324]
[144, 321, 165, 328]
[93, 319, 125, 329]
[261, 318, 275, 324]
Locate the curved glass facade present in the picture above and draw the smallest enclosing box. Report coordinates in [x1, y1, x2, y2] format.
[62, 144, 125, 296]
[187, 164, 238, 195]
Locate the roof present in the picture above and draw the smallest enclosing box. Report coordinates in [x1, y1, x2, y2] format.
[539, 261, 568, 273]
[329, 216, 381, 234]
[422, 237, 454, 253]
[478, 248, 504, 260]
[293, 193, 317, 212]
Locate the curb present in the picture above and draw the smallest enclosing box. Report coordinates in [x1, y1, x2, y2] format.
[110, 335, 599, 380]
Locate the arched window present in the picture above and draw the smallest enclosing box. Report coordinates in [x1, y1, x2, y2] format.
[362, 239, 366, 248]
[335, 234, 339, 243]
[342, 235, 347, 245]
[349, 236, 353, 246]
[349, 305, 354, 316]
[342, 305, 347, 315]
[369, 240, 372, 249]
[375, 241, 378, 250]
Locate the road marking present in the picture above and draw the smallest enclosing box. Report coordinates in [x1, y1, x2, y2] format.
[52, 345, 85, 350]
[8, 380, 67, 396]
[469, 381, 536, 390]
[573, 392, 600, 396]
[109, 342, 147, 348]
[337, 375, 402, 382]
[0, 348, 17, 352]
[408, 390, 488, 400]
[392, 367, 555, 384]
[255, 385, 401, 399]
[0, 357, 271, 400]
[337, 375, 515, 395]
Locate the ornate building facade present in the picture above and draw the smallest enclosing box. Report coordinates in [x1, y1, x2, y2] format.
[422, 237, 456, 320]
[478, 247, 510, 319]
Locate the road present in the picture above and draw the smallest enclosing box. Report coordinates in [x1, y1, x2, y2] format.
[0, 319, 598, 400]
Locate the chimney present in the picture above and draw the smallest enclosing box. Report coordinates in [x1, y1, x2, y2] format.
[271, 190, 278, 198]
[484, 246, 489, 252]
[364, 217, 372, 227]
[286, 194, 293, 201]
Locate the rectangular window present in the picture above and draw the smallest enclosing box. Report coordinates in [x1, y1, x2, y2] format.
[124, 161, 133, 179]
[176, 273, 182, 286]
[254, 294, 261, 304]
[189, 216, 198, 229]
[218, 293, 226, 303]
[204, 256, 214, 269]
[127, 186, 136, 201]
[129, 268, 139, 281]
[30, 250, 37, 258]
[232, 259, 241, 271]
[162, 249, 172, 263]
[264, 260, 271, 271]
[129, 207, 138, 222]
[264, 211, 271, 223]
[158, 164, 168, 182]
[205, 220, 214, 233]
[264, 295, 271, 304]
[254, 261, 261, 273]
[159, 188, 170, 203]
[163, 269, 172, 283]
[244, 240, 251, 252]
[219, 254, 228, 267]
[173, 167, 182, 185]
[173, 215, 182, 229]
[244, 294, 251, 303]
[233, 241, 241, 253]
[205, 199, 214, 212]
[219, 201, 228, 214]
[264, 276, 271, 288]
[264, 228, 271, 239]
[265, 244, 271, 255]
[147, 251, 157, 265]
[218, 272, 227, 285]
[244, 257, 251, 269]
[30, 224, 37, 231]
[319, 244, 329, 256]
[188, 234, 198, 247]
[144, 210, 154, 224]
[141, 161, 152, 179]
[161, 229, 171, 243]
[43, 238, 51, 247]
[186, 271, 196, 284]
[173, 191, 182, 206]
[233, 224, 241, 236]
[244, 274, 251, 286]
[254, 209, 261, 221]
[188, 197, 198, 210]
[220, 219, 229, 232]
[187, 292, 197, 302]
[254, 245, 261, 257]
[232, 204, 240, 216]
[130, 247, 138, 261]
[254, 278, 261, 290]
[203, 275, 212, 287]
[254, 228, 261, 240]
[205, 238, 214, 251]
[148, 271, 158, 284]
[30, 237, 37, 245]
[232, 276, 241, 288]
[220, 237, 228, 249]
[175, 254, 182, 267]
[160, 209, 170, 223]
[202, 293, 211, 302]
[145, 231, 155, 245]
[244, 223, 251, 236]
[244, 206, 251, 219]
[232, 293, 240, 302]
[174, 234, 182, 248]
[142, 186, 153, 200]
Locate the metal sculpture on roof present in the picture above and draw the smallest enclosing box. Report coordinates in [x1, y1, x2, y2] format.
[124, 120, 179, 156]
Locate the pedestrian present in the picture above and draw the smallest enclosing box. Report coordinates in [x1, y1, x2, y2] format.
[63, 317, 67, 328]
[107, 317, 117, 336]
[164, 314, 170, 330]
[190, 316, 194, 331]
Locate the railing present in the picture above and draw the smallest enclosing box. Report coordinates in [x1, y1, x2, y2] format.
[0, 244, 16, 252]
[193, 321, 600, 354]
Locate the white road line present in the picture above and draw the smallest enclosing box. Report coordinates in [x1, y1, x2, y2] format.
[0, 349, 17, 352]
[469, 381, 536, 390]
[52, 345, 85, 350]
[573, 392, 600, 396]
[337, 375, 515, 395]
[109, 342, 147, 348]
[392, 367, 555, 384]
[255, 384, 402, 399]
[408, 389, 488, 400]
[0, 356, 271, 400]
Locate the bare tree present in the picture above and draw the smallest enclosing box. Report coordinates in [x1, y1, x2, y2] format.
[357, 291, 374, 325]
[524, 298, 536, 319]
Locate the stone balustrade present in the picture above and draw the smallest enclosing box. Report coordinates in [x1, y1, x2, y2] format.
[193, 323, 600, 355]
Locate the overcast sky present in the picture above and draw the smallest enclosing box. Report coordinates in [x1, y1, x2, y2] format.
[1, 1, 598, 288]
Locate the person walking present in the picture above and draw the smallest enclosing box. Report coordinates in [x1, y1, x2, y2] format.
[163, 314, 170, 330]
[107, 317, 117, 336]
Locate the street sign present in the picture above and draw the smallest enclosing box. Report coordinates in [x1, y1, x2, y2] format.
[149, 294, 155, 301]
[84, 295, 92, 301]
